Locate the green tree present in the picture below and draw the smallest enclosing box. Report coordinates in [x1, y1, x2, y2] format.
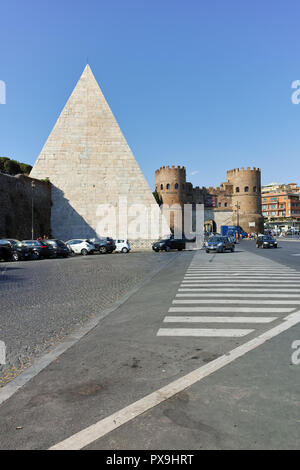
[3, 159, 21, 175]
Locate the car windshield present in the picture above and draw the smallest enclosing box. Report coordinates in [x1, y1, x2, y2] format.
[210, 237, 224, 243]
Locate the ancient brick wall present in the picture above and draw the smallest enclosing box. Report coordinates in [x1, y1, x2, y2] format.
[0, 173, 51, 240]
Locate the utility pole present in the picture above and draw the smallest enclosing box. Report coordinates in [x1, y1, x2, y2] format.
[31, 180, 35, 239]
[235, 201, 240, 238]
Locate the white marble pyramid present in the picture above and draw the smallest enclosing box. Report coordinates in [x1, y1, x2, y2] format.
[31, 65, 168, 244]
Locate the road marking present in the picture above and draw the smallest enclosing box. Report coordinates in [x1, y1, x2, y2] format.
[184, 275, 300, 279]
[50, 310, 300, 450]
[157, 328, 254, 337]
[292, 254, 300, 256]
[181, 280, 300, 284]
[173, 299, 300, 305]
[163, 316, 277, 323]
[169, 307, 294, 313]
[176, 293, 300, 298]
[179, 288, 300, 292]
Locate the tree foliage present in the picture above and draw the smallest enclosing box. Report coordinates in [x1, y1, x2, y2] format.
[0, 157, 32, 175]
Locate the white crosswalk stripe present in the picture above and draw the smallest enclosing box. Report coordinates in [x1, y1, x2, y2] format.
[156, 256, 300, 339]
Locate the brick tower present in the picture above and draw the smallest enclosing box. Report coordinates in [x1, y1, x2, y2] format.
[227, 167, 264, 233]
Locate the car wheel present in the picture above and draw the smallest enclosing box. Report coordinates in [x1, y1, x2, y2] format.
[231, 247, 234, 252]
[12, 252, 19, 261]
[99, 246, 107, 254]
[178, 248, 183, 251]
[121, 247, 129, 253]
[32, 251, 40, 260]
[165, 246, 171, 252]
[206, 249, 209, 253]
[81, 248, 88, 256]
[154, 248, 159, 252]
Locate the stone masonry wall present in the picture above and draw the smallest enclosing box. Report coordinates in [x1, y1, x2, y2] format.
[0, 173, 51, 240]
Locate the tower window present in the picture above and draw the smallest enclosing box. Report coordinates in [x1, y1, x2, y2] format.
[224, 202, 228, 207]
[218, 202, 221, 207]
[236, 187, 240, 193]
[175, 183, 178, 189]
[253, 186, 257, 192]
[244, 186, 249, 192]
[160, 184, 163, 190]
[166, 184, 170, 190]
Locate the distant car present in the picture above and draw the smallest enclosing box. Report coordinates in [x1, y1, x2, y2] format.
[115, 239, 131, 253]
[0, 239, 31, 261]
[0, 241, 13, 261]
[256, 236, 278, 249]
[22, 240, 55, 259]
[205, 236, 235, 253]
[66, 239, 95, 256]
[45, 239, 69, 258]
[152, 237, 196, 252]
[88, 237, 115, 254]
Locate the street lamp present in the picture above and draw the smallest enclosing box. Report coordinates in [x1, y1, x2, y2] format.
[31, 180, 35, 239]
[235, 201, 240, 238]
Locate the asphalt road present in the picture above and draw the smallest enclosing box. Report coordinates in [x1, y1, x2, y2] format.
[0, 240, 299, 449]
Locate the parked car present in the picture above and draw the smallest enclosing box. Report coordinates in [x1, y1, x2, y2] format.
[88, 237, 115, 254]
[66, 239, 95, 256]
[205, 236, 235, 253]
[0, 239, 32, 261]
[256, 235, 278, 249]
[114, 239, 131, 253]
[0, 241, 13, 261]
[45, 239, 69, 258]
[22, 240, 55, 259]
[152, 237, 196, 252]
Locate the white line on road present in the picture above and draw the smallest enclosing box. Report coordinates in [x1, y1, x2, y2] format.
[173, 299, 300, 305]
[163, 316, 277, 323]
[157, 328, 254, 337]
[181, 280, 300, 284]
[169, 307, 294, 313]
[50, 310, 300, 450]
[176, 293, 300, 298]
[179, 288, 300, 292]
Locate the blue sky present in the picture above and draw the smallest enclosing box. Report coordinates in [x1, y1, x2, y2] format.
[1, 0, 300, 189]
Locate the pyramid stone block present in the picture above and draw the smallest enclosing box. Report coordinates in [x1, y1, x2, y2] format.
[30, 65, 169, 243]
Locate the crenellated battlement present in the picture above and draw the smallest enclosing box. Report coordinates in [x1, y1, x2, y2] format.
[227, 167, 260, 177]
[155, 165, 186, 174]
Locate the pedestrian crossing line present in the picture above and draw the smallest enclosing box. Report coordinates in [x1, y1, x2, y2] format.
[176, 293, 300, 298]
[169, 307, 294, 313]
[157, 328, 254, 337]
[163, 316, 277, 323]
[173, 299, 300, 305]
[186, 269, 296, 272]
[181, 280, 300, 284]
[184, 275, 300, 279]
[179, 288, 300, 292]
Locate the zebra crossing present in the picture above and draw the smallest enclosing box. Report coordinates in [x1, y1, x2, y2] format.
[156, 256, 300, 338]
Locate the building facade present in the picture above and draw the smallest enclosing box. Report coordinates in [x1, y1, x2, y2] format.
[262, 191, 300, 222]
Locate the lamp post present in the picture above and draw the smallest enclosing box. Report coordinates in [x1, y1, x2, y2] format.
[31, 180, 35, 239]
[235, 201, 240, 238]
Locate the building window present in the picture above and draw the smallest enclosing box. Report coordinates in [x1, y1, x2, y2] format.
[174, 183, 178, 189]
[166, 184, 170, 190]
[160, 184, 163, 190]
[244, 186, 249, 192]
[224, 202, 228, 207]
[218, 202, 221, 207]
[236, 187, 240, 193]
[253, 186, 257, 192]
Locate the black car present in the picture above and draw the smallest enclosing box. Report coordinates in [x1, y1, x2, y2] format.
[0, 241, 13, 261]
[88, 237, 116, 254]
[152, 237, 196, 252]
[256, 235, 278, 249]
[45, 239, 69, 258]
[205, 236, 235, 253]
[22, 240, 55, 259]
[0, 239, 32, 261]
